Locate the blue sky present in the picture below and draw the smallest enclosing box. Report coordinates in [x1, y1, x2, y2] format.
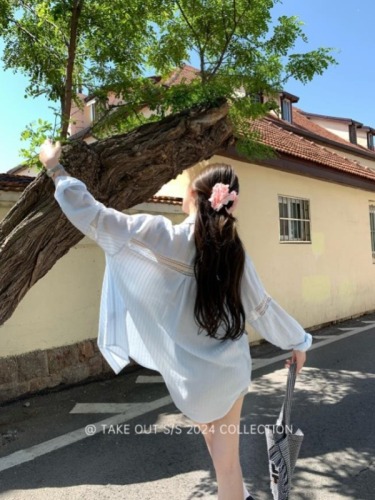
[1, 0, 374, 173]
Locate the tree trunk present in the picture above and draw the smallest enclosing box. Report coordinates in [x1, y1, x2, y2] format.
[0, 99, 233, 325]
[61, 0, 83, 139]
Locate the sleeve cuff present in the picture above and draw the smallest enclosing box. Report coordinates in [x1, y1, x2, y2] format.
[53, 174, 71, 186]
[291, 331, 313, 351]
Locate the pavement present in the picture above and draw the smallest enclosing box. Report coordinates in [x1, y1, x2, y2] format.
[0, 312, 374, 499]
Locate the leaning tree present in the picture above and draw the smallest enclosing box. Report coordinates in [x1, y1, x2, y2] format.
[0, 0, 336, 324]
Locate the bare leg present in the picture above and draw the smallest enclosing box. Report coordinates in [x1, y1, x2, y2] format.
[194, 396, 246, 500]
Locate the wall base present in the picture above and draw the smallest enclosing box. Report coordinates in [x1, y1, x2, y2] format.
[0, 339, 139, 405]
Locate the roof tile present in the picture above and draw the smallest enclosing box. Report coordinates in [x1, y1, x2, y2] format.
[0, 173, 183, 205]
[0, 174, 33, 191]
[160, 65, 200, 86]
[251, 117, 375, 182]
[292, 108, 371, 153]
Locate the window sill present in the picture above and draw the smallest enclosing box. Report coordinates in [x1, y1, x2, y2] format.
[279, 240, 311, 244]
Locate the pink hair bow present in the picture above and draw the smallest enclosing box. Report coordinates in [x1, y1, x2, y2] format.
[208, 183, 239, 214]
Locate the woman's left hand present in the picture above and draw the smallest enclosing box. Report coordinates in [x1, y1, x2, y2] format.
[285, 349, 306, 374]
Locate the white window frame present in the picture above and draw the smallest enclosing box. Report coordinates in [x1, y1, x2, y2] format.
[281, 98, 292, 123]
[86, 98, 97, 123]
[367, 133, 374, 151]
[278, 195, 311, 243]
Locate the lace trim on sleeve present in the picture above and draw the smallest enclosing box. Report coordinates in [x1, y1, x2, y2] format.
[88, 209, 101, 238]
[247, 293, 272, 322]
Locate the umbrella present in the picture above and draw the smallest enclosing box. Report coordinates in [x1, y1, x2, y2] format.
[265, 361, 304, 499]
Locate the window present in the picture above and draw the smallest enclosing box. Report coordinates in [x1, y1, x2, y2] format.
[369, 205, 375, 261]
[367, 133, 374, 151]
[279, 196, 311, 242]
[281, 98, 292, 123]
[90, 101, 96, 123]
[86, 98, 97, 123]
[248, 92, 264, 104]
[87, 98, 106, 123]
[349, 123, 357, 144]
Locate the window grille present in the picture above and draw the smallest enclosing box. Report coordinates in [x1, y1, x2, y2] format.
[279, 196, 311, 243]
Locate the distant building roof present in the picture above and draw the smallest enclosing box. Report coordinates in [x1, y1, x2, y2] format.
[0, 173, 183, 205]
[299, 111, 362, 125]
[0, 173, 33, 191]
[280, 91, 299, 103]
[282, 108, 375, 159]
[252, 116, 375, 182]
[159, 64, 200, 86]
[148, 195, 182, 206]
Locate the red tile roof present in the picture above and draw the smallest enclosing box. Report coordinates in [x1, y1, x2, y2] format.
[0, 174, 33, 191]
[148, 195, 182, 206]
[160, 64, 200, 87]
[292, 108, 372, 153]
[0, 173, 183, 205]
[251, 117, 375, 182]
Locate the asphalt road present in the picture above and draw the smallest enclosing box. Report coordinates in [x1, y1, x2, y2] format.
[0, 313, 374, 500]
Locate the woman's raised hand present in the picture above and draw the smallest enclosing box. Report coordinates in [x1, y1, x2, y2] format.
[39, 139, 62, 169]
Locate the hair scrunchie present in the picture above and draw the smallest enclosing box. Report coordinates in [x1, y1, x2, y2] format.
[208, 182, 239, 214]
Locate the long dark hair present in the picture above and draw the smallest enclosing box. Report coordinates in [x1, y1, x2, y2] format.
[191, 163, 246, 342]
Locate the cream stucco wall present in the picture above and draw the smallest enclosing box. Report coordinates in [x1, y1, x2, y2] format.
[308, 118, 350, 142]
[0, 235, 104, 356]
[225, 157, 375, 330]
[357, 130, 369, 149]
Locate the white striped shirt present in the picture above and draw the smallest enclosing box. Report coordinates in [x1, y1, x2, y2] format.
[54, 175, 312, 423]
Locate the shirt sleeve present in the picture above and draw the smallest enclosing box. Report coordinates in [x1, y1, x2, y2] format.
[241, 252, 312, 351]
[54, 175, 159, 256]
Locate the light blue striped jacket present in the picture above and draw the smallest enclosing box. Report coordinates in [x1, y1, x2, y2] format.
[54, 175, 312, 423]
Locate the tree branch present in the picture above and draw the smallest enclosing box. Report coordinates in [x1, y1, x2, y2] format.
[207, 0, 238, 78]
[0, 100, 233, 325]
[61, 0, 84, 138]
[175, 0, 207, 80]
[18, 0, 70, 48]
[5, 16, 65, 64]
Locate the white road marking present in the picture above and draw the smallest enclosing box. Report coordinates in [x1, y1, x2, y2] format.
[69, 403, 142, 414]
[136, 375, 164, 384]
[0, 396, 172, 473]
[251, 322, 374, 370]
[1, 322, 373, 473]
[313, 335, 336, 339]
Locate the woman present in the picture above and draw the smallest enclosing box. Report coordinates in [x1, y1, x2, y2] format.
[39, 139, 312, 500]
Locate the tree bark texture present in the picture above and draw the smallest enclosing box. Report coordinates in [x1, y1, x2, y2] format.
[0, 99, 233, 325]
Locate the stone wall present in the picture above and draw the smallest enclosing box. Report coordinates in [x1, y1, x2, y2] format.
[0, 339, 138, 404]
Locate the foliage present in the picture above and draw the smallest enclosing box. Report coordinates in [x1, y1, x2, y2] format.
[19, 119, 54, 170]
[0, 0, 337, 163]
